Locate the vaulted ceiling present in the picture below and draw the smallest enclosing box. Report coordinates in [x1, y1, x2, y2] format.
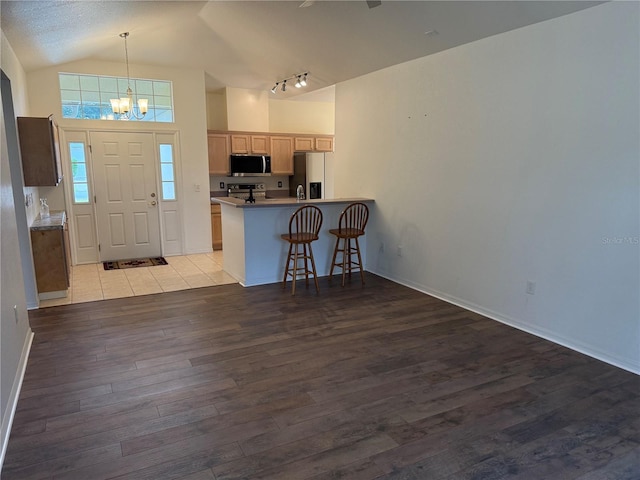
[1, 1, 603, 102]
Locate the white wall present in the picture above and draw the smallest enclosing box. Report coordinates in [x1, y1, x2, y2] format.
[0, 30, 34, 464]
[225, 87, 269, 132]
[334, 2, 639, 373]
[269, 99, 335, 134]
[206, 90, 228, 130]
[26, 59, 212, 255]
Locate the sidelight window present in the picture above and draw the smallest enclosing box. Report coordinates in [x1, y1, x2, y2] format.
[69, 142, 90, 203]
[159, 144, 176, 201]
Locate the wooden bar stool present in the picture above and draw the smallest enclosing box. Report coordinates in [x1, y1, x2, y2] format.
[329, 202, 369, 286]
[281, 205, 323, 295]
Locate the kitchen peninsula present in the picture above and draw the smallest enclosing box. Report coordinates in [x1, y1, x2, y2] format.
[213, 197, 374, 287]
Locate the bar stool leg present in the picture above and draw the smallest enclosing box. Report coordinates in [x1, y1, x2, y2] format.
[283, 242, 293, 288]
[355, 236, 365, 284]
[308, 242, 320, 293]
[329, 238, 339, 279]
[292, 245, 299, 295]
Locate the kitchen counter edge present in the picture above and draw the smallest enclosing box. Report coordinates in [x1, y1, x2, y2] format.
[211, 197, 374, 209]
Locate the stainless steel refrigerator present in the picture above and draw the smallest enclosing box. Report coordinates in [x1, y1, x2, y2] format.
[289, 152, 328, 199]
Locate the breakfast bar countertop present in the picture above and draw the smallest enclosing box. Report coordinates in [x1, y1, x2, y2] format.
[211, 197, 374, 208]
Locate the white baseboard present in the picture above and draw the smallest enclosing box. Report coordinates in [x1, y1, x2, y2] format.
[370, 269, 640, 376]
[1, 329, 34, 470]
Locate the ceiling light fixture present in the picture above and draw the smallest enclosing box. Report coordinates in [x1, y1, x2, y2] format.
[110, 32, 148, 120]
[270, 72, 309, 94]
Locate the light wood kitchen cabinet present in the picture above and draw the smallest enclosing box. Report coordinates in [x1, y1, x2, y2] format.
[294, 137, 315, 152]
[211, 203, 222, 250]
[17, 115, 63, 186]
[294, 136, 334, 152]
[315, 137, 334, 152]
[207, 133, 230, 175]
[230, 134, 269, 154]
[30, 215, 70, 298]
[270, 136, 294, 175]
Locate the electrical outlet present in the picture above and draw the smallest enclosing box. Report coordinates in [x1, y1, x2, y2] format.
[219, 182, 225, 189]
[397, 245, 403, 257]
[278, 181, 283, 188]
[379, 242, 385, 253]
[194, 184, 201, 192]
[526, 280, 536, 295]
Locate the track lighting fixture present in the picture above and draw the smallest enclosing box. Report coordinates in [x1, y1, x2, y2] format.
[270, 72, 309, 94]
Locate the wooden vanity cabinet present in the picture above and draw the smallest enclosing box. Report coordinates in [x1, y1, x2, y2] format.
[211, 203, 222, 250]
[31, 222, 70, 298]
[17, 115, 63, 186]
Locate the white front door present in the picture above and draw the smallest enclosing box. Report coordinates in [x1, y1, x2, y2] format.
[91, 131, 161, 261]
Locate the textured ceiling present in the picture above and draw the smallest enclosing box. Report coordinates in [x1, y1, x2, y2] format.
[1, 1, 603, 101]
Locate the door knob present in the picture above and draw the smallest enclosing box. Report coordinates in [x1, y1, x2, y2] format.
[151, 193, 156, 198]
[150, 201, 157, 206]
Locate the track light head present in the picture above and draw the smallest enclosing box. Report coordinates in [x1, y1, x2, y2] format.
[271, 72, 308, 93]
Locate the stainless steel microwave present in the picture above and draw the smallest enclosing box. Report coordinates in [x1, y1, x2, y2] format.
[229, 155, 271, 177]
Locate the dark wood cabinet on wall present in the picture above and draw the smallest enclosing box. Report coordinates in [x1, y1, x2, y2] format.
[17, 115, 63, 186]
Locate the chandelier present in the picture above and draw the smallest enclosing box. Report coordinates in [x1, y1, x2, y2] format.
[110, 32, 148, 120]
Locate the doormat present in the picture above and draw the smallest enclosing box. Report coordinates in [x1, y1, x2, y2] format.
[103, 257, 168, 271]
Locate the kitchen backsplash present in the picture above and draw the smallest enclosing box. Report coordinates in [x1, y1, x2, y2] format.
[209, 175, 290, 195]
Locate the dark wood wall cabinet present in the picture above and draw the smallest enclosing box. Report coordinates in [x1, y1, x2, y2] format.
[17, 115, 63, 186]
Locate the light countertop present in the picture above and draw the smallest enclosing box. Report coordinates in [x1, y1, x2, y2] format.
[30, 210, 66, 230]
[211, 197, 374, 209]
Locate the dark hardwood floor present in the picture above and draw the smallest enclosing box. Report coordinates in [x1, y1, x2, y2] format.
[3, 274, 639, 479]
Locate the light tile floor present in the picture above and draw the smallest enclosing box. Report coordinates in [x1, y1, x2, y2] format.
[39, 251, 237, 308]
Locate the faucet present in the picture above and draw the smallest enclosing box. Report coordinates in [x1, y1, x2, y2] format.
[296, 184, 305, 200]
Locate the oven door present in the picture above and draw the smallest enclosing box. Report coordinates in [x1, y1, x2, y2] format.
[229, 155, 271, 176]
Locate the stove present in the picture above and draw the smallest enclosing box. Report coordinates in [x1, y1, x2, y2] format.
[227, 183, 266, 201]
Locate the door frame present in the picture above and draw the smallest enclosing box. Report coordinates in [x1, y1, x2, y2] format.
[59, 127, 184, 265]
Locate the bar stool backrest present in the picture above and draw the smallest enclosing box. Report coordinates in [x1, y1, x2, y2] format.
[289, 205, 323, 239]
[338, 202, 369, 235]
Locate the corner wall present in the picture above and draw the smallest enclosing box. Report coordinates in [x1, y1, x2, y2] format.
[0, 30, 34, 465]
[334, 2, 639, 372]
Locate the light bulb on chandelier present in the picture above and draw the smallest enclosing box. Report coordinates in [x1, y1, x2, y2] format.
[110, 32, 148, 120]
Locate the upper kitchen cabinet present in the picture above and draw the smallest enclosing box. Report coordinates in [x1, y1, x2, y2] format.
[17, 115, 63, 186]
[270, 136, 294, 175]
[294, 136, 334, 152]
[315, 137, 334, 152]
[208, 133, 230, 175]
[230, 134, 269, 155]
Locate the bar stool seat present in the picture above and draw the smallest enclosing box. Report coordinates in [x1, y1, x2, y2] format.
[329, 202, 369, 286]
[281, 205, 323, 295]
